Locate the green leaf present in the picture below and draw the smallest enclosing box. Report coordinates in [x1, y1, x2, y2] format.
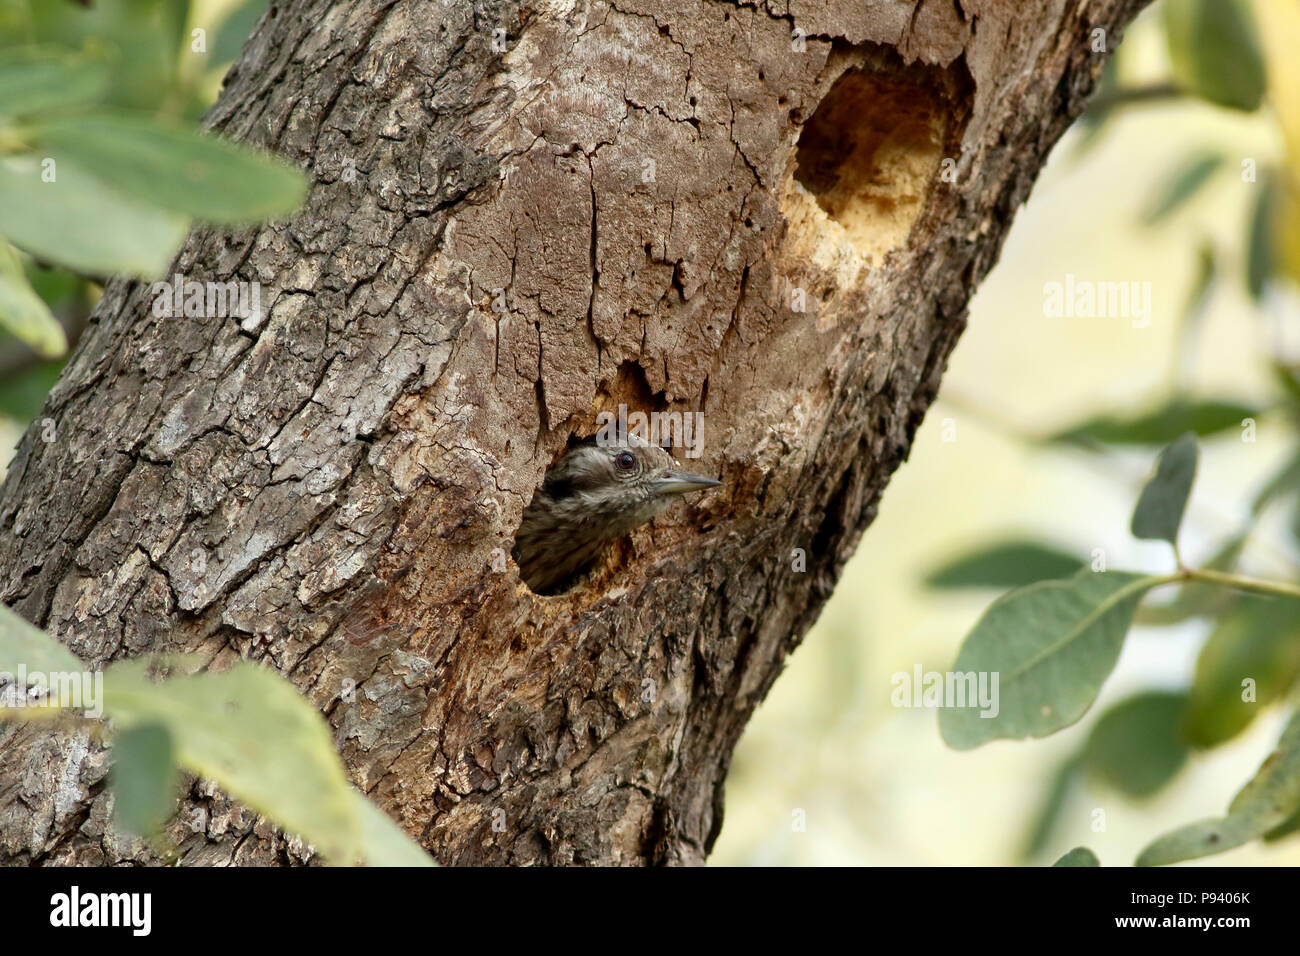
[1270, 362, 1300, 409]
[1083, 691, 1189, 798]
[0, 241, 66, 357]
[939, 570, 1160, 750]
[1131, 432, 1198, 547]
[1019, 757, 1080, 862]
[1183, 597, 1300, 747]
[1172, 242, 1216, 383]
[25, 0, 188, 113]
[32, 112, 307, 224]
[1, 610, 433, 864]
[924, 540, 1082, 591]
[1245, 171, 1278, 300]
[23, 259, 88, 313]
[1251, 445, 1300, 516]
[111, 722, 177, 837]
[1053, 847, 1099, 867]
[212, 0, 269, 65]
[0, 154, 188, 277]
[1263, 803, 1300, 844]
[1141, 151, 1223, 225]
[1137, 710, 1300, 865]
[0, 603, 86, 694]
[0, 359, 64, 423]
[1047, 399, 1255, 446]
[0, 47, 109, 119]
[352, 790, 436, 867]
[1163, 0, 1266, 112]
[102, 657, 361, 864]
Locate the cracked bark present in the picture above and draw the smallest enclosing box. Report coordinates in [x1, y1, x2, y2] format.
[0, 0, 1149, 865]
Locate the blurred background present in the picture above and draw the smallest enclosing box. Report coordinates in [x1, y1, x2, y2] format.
[2, 0, 1298, 866]
[0, 0, 268, 449]
[715, 2, 1300, 865]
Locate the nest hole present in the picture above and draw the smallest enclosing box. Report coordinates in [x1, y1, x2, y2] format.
[789, 67, 946, 262]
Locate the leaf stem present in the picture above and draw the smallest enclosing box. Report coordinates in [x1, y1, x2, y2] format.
[1180, 567, 1300, 600]
[1088, 82, 1186, 115]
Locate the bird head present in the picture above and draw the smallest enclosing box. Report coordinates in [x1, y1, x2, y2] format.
[513, 436, 721, 593]
[539, 439, 721, 535]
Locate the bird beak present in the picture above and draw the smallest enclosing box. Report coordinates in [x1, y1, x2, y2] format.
[653, 470, 723, 496]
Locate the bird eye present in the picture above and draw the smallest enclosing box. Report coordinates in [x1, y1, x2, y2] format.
[614, 451, 637, 472]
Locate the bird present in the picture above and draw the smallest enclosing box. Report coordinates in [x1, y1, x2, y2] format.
[513, 438, 722, 594]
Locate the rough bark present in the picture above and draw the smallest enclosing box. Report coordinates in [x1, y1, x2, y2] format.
[0, 0, 1148, 865]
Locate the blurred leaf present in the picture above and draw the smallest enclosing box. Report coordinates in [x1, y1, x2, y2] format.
[0, 603, 85, 690]
[0, 241, 66, 357]
[1253, 0, 1300, 149]
[1263, 803, 1300, 844]
[1271, 363, 1300, 408]
[940, 570, 1159, 750]
[1194, 533, 1247, 573]
[0, 154, 188, 277]
[1083, 691, 1189, 798]
[1273, 175, 1300, 291]
[0, 47, 109, 119]
[924, 540, 1082, 591]
[0, 359, 64, 422]
[111, 721, 177, 837]
[1181, 241, 1216, 321]
[1047, 399, 1256, 446]
[0, 599, 429, 864]
[1163, 0, 1266, 112]
[25, 0, 187, 112]
[1053, 847, 1099, 867]
[1245, 170, 1277, 301]
[1137, 710, 1300, 865]
[352, 790, 436, 866]
[33, 112, 307, 224]
[103, 657, 361, 864]
[1184, 597, 1300, 747]
[1173, 242, 1216, 384]
[1019, 757, 1080, 862]
[1251, 2, 1300, 286]
[1141, 151, 1223, 224]
[1131, 433, 1198, 547]
[23, 259, 89, 313]
[212, 0, 268, 65]
[1251, 445, 1300, 516]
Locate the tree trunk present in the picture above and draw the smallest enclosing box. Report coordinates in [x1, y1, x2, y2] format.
[0, 0, 1149, 865]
